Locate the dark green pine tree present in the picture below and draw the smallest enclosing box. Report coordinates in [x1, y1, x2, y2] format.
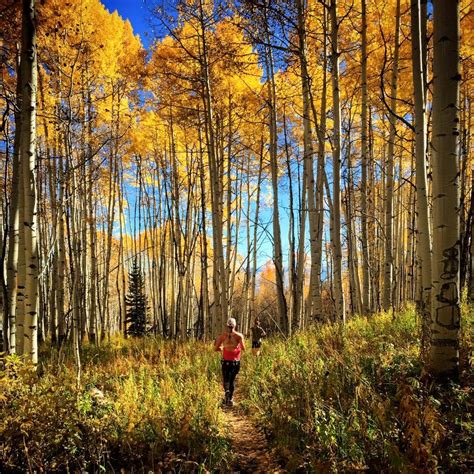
[125, 258, 148, 337]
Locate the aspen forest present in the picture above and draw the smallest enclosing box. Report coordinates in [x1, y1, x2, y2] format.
[0, 0, 473, 471]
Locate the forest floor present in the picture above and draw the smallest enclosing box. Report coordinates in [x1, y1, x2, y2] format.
[222, 388, 283, 473]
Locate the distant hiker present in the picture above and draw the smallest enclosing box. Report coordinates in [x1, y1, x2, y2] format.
[214, 317, 245, 406]
[250, 319, 266, 356]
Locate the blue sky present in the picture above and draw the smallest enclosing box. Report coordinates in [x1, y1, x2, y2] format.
[102, 0, 151, 45]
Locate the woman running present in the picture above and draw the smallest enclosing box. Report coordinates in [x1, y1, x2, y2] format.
[214, 318, 245, 406]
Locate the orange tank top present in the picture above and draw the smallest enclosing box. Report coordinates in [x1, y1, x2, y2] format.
[222, 334, 242, 361]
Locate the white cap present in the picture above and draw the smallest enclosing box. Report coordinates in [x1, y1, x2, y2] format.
[226, 317, 237, 328]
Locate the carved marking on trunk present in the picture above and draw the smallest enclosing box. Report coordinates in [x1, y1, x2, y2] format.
[431, 338, 459, 347]
[440, 245, 459, 279]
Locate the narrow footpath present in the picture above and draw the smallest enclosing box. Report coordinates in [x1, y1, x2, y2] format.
[221, 392, 283, 473]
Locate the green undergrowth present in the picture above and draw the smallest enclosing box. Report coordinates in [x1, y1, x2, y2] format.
[0, 337, 230, 472]
[240, 305, 473, 472]
[1, 306, 472, 472]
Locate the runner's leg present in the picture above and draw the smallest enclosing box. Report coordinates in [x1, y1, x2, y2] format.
[228, 362, 240, 400]
[222, 361, 231, 402]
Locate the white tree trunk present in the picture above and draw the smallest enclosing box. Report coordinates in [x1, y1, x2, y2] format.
[198, 0, 228, 335]
[411, 0, 432, 354]
[18, 0, 39, 364]
[263, 4, 288, 333]
[330, 0, 345, 322]
[360, 0, 370, 315]
[7, 69, 22, 355]
[383, 0, 401, 312]
[428, 0, 461, 380]
[297, 0, 321, 322]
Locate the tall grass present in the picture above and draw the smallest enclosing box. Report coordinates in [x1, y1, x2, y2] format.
[1, 337, 230, 472]
[1, 306, 472, 472]
[239, 306, 473, 471]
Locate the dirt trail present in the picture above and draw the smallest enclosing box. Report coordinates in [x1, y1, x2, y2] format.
[221, 392, 283, 474]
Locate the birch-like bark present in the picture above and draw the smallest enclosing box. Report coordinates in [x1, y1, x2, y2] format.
[282, 109, 299, 331]
[243, 154, 253, 335]
[197, 121, 210, 339]
[368, 114, 380, 312]
[56, 143, 66, 346]
[198, 0, 228, 335]
[266, 48, 288, 335]
[329, 0, 345, 322]
[19, 0, 39, 363]
[297, 0, 322, 323]
[39, 74, 58, 345]
[7, 53, 22, 355]
[16, 170, 25, 356]
[309, 10, 328, 324]
[383, 0, 401, 312]
[411, 0, 432, 354]
[360, 0, 370, 314]
[65, 168, 82, 381]
[347, 149, 362, 315]
[263, 3, 288, 334]
[428, 0, 461, 380]
[249, 142, 264, 332]
[88, 154, 98, 342]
